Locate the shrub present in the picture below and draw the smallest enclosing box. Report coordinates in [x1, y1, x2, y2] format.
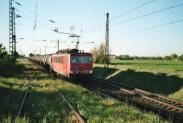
[91, 43, 106, 64]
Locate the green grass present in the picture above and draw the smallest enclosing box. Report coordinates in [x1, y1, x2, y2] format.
[111, 59, 183, 77]
[94, 59, 183, 102]
[0, 59, 169, 122]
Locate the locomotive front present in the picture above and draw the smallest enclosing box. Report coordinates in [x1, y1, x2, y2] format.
[70, 53, 93, 76]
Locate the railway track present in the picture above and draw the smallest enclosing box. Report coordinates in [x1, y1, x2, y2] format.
[88, 77, 183, 122]
[50, 82, 86, 123]
[14, 78, 31, 123]
[29, 60, 86, 122]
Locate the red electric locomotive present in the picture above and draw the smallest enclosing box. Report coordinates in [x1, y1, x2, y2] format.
[51, 49, 93, 79]
[30, 49, 93, 81]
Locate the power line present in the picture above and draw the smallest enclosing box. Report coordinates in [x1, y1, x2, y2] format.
[84, 0, 156, 33]
[13, 1, 51, 29]
[112, 18, 183, 39]
[15, 0, 65, 38]
[14, 1, 60, 41]
[111, 0, 156, 20]
[16, 8, 53, 31]
[113, 3, 183, 26]
[84, 2, 183, 34]
[15, 1, 55, 25]
[16, 1, 79, 39]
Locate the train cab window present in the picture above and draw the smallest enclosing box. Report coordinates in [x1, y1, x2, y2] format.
[71, 56, 80, 63]
[80, 56, 92, 63]
[71, 56, 91, 63]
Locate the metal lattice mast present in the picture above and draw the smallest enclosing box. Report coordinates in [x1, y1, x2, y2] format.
[13, 7, 16, 55]
[104, 13, 109, 71]
[9, 0, 16, 57]
[9, 0, 13, 55]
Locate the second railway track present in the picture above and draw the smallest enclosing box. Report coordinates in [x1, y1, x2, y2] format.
[87, 77, 183, 122]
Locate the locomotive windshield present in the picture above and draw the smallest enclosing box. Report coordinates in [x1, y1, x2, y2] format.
[71, 56, 92, 63]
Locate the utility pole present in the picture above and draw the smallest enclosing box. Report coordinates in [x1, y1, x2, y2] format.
[9, 0, 16, 58]
[57, 39, 59, 51]
[36, 39, 47, 55]
[45, 45, 46, 55]
[51, 39, 60, 52]
[41, 40, 47, 55]
[40, 48, 41, 55]
[104, 12, 110, 72]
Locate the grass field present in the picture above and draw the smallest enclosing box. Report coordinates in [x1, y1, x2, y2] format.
[94, 59, 183, 102]
[0, 59, 169, 122]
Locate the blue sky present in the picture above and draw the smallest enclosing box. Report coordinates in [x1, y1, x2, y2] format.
[0, 0, 183, 56]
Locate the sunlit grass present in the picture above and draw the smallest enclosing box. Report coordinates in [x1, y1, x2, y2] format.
[0, 59, 169, 122]
[110, 59, 183, 77]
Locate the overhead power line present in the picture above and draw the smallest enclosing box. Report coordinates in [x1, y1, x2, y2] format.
[85, 3, 183, 34]
[15, 2, 22, 6]
[84, 0, 156, 33]
[112, 18, 183, 39]
[15, 1, 78, 39]
[113, 3, 183, 26]
[15, 1, 56, 27]
[111, 0, 156, 20]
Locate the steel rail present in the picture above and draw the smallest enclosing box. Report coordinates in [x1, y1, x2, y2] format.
[50, 82, 85, 123]
[92, 77, 183, 115]
[94, 77, 183, 109]
[108, 78, 183, 107]
[134, 88, 183, 108]
[14, 84, 30, 123]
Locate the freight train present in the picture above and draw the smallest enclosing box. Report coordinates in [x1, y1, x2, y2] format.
[29, 49, 93, 81]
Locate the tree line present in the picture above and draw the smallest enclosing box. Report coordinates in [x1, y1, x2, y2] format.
[0, 43, 15, 63]
[0, 43, 20, 76]
[91, 43, 183, 63]
[116, 53, 183, 61]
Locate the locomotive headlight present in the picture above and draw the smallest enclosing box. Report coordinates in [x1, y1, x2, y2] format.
[86, 70, 93, 74]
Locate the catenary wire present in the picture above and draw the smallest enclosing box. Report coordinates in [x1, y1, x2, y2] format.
[84, 2, 183, 34]
[84, 0, 156, 33]
[111, 18, 183, 39]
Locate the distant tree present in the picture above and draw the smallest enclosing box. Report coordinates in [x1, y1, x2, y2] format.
[179, 54, 183, 61]
[170, 53, 178, 60]
[0, 44, 8, 58]
[91, 43, 106, 64]
[163, 56, 171, 60]
[29, 53, 35, 57]
[0, 43, 19, 64]
[156, 56, 162, 60]
[132, 56, 138, 60]
[0, 43, 16, 64]
[120, 55, 130, 60]
[116, 56, 120, 60]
